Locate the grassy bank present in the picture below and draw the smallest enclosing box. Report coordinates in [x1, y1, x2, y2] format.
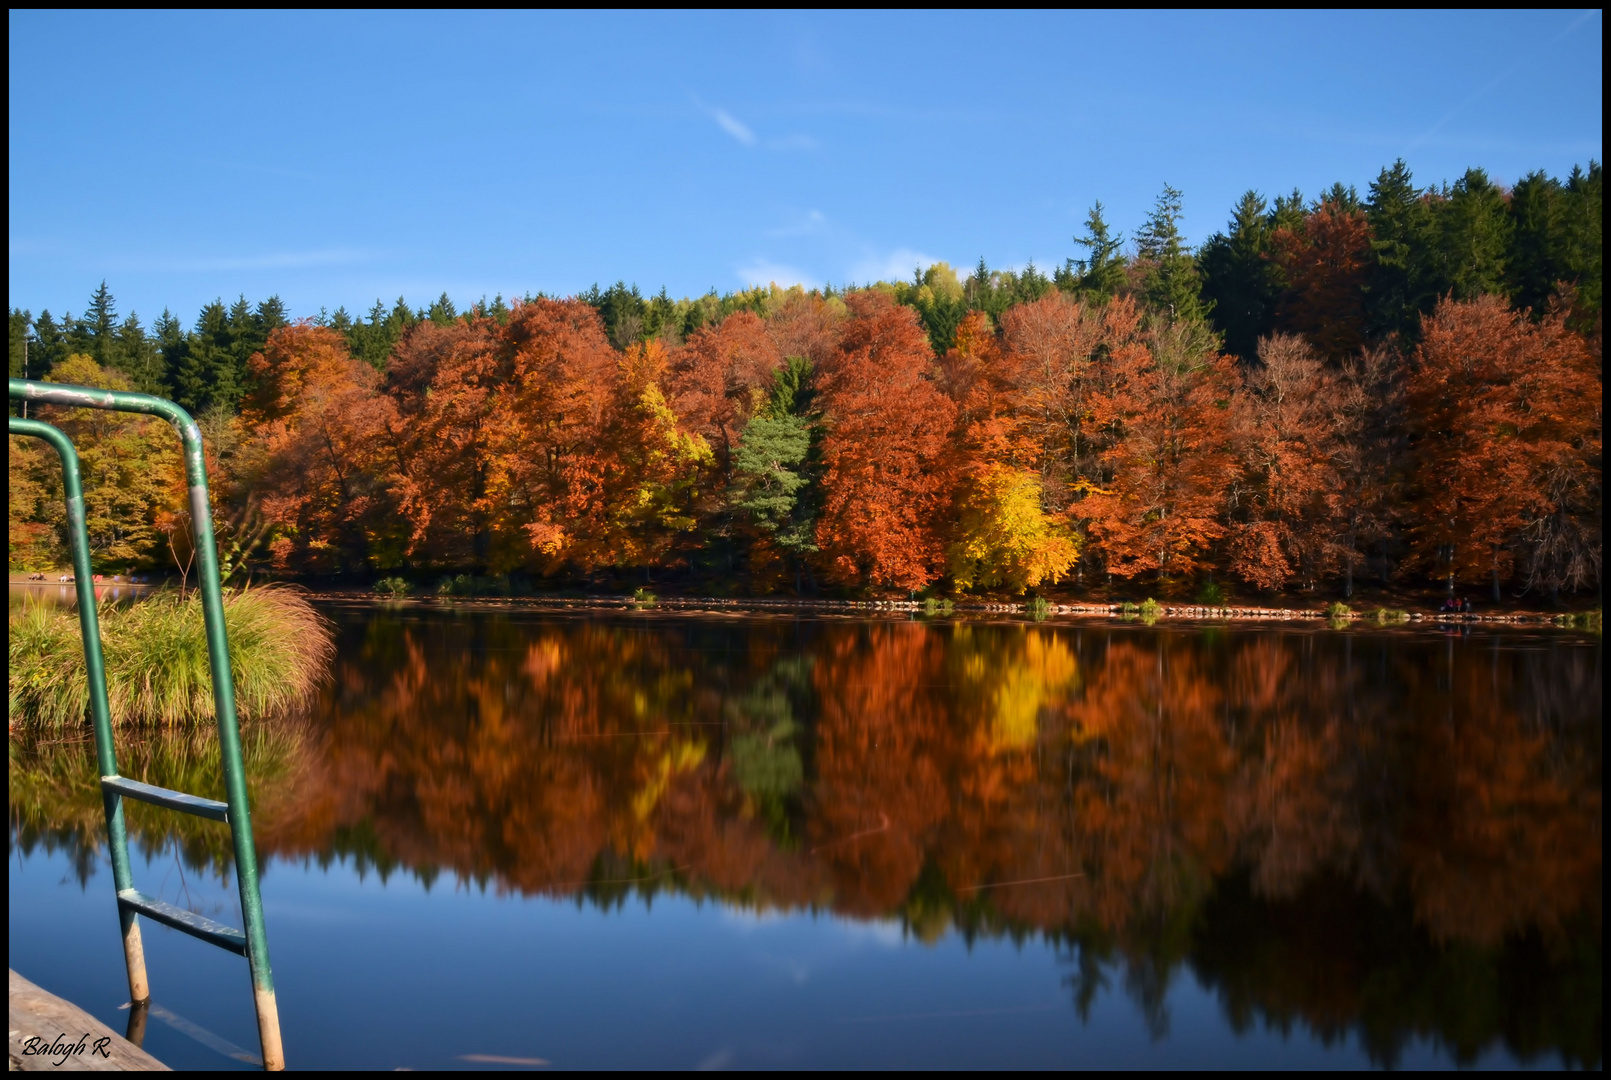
[9, 586, 335, 731]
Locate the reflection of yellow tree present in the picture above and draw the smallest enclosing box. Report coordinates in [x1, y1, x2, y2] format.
[954, 627, 1079, 753]
[932, 627, 1080, 932]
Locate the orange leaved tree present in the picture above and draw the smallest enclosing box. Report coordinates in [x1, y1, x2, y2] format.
[1408, 294, 1601, 601]
[383, 317, 506, 567]
[815, 291, 956, 591]
[1226, 334, 1342, 592]
[556, 339, 714, 573]
[481, 298, 620, 571]
[242, 325, 400, 572]
[1082, 321, 1237, 587]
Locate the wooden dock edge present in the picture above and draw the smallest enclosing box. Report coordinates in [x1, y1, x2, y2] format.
[8, 970, 168, 1071]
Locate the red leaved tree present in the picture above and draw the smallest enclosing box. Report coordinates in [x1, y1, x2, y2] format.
[1271, 200, 1373, 364]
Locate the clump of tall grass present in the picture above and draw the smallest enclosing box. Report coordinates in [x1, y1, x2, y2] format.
[9, 587, 334, 731]
[1372, 607, 1408, 623]
[1138, 597, 1163, 623]
[922, 597, 955, 616]
[1028, 596, 1051, 621]
[632, 587, 659, 606]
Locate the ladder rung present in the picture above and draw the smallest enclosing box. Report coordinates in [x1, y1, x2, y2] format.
[102, 775, 229, 822]
[117, 890, 247, 955]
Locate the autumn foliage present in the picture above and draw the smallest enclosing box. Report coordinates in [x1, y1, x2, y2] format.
[10, 277, 1601, 601]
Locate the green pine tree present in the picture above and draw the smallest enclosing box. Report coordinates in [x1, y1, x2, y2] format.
[28, 310, 69, 377]
[731, 355, 823, 590]
[586, 282, 647, 348]
[1136, 184, 1208, 323]
[10, 308, 32, 382]
[1436, 167, 1512, 300]
[1058, 202, 1128, 300]
[426, 292, 458, 327]
[899, 263, 968, 353]
[171, 300, 239, 414]
[1199, 190, 1282, 361]
[1505, 170, 1566, 316]
[83, 281, 118, 366]
[115, 312, 165, 394]
[1364, 160, 1435, 339]
[1558, 160, 1602, 326]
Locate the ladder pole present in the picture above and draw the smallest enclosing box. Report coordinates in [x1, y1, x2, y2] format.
[9, 417, 148, 1006]
[171, 410, 285, 1072]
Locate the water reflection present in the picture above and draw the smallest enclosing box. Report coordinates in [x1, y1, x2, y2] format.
[10, 607, 1601, 1067]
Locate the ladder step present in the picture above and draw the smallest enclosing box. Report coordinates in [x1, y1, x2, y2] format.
[117, 890, 247, 955]
[102, 775, 229, 822]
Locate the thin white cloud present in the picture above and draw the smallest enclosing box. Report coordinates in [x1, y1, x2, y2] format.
[735, 259, 815, 289]
[847, 248, 941, 285]
[711, 108, 756, 146]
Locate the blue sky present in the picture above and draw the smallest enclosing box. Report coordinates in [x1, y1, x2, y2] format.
[9, 10, 1602, 324]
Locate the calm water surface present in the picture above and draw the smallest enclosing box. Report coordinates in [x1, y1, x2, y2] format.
[9, 604, 1602, 1069]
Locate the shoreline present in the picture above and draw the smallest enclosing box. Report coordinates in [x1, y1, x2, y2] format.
[11, 576, 1593, 627]
[298, 592, 1593, 627]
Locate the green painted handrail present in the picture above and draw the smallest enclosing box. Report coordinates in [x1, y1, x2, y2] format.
[10, 379, 284, 1071]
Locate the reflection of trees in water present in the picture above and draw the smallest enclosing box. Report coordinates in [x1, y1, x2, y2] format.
[10, 612, 1600, 1065]
[9, 717, 313, 885]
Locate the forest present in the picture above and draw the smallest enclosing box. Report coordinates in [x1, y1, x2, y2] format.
[8, 159, 1603, 602]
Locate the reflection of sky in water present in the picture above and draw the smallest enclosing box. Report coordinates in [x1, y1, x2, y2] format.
[8, 842, 1555, 1070]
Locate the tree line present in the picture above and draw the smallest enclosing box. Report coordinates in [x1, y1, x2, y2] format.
[8, 159, 1602, 600]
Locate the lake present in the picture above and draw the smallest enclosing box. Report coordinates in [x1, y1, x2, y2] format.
[8, 603, 1602, 1069]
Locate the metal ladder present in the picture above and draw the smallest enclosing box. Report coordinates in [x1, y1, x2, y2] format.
[10, 378, 285, 1071]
